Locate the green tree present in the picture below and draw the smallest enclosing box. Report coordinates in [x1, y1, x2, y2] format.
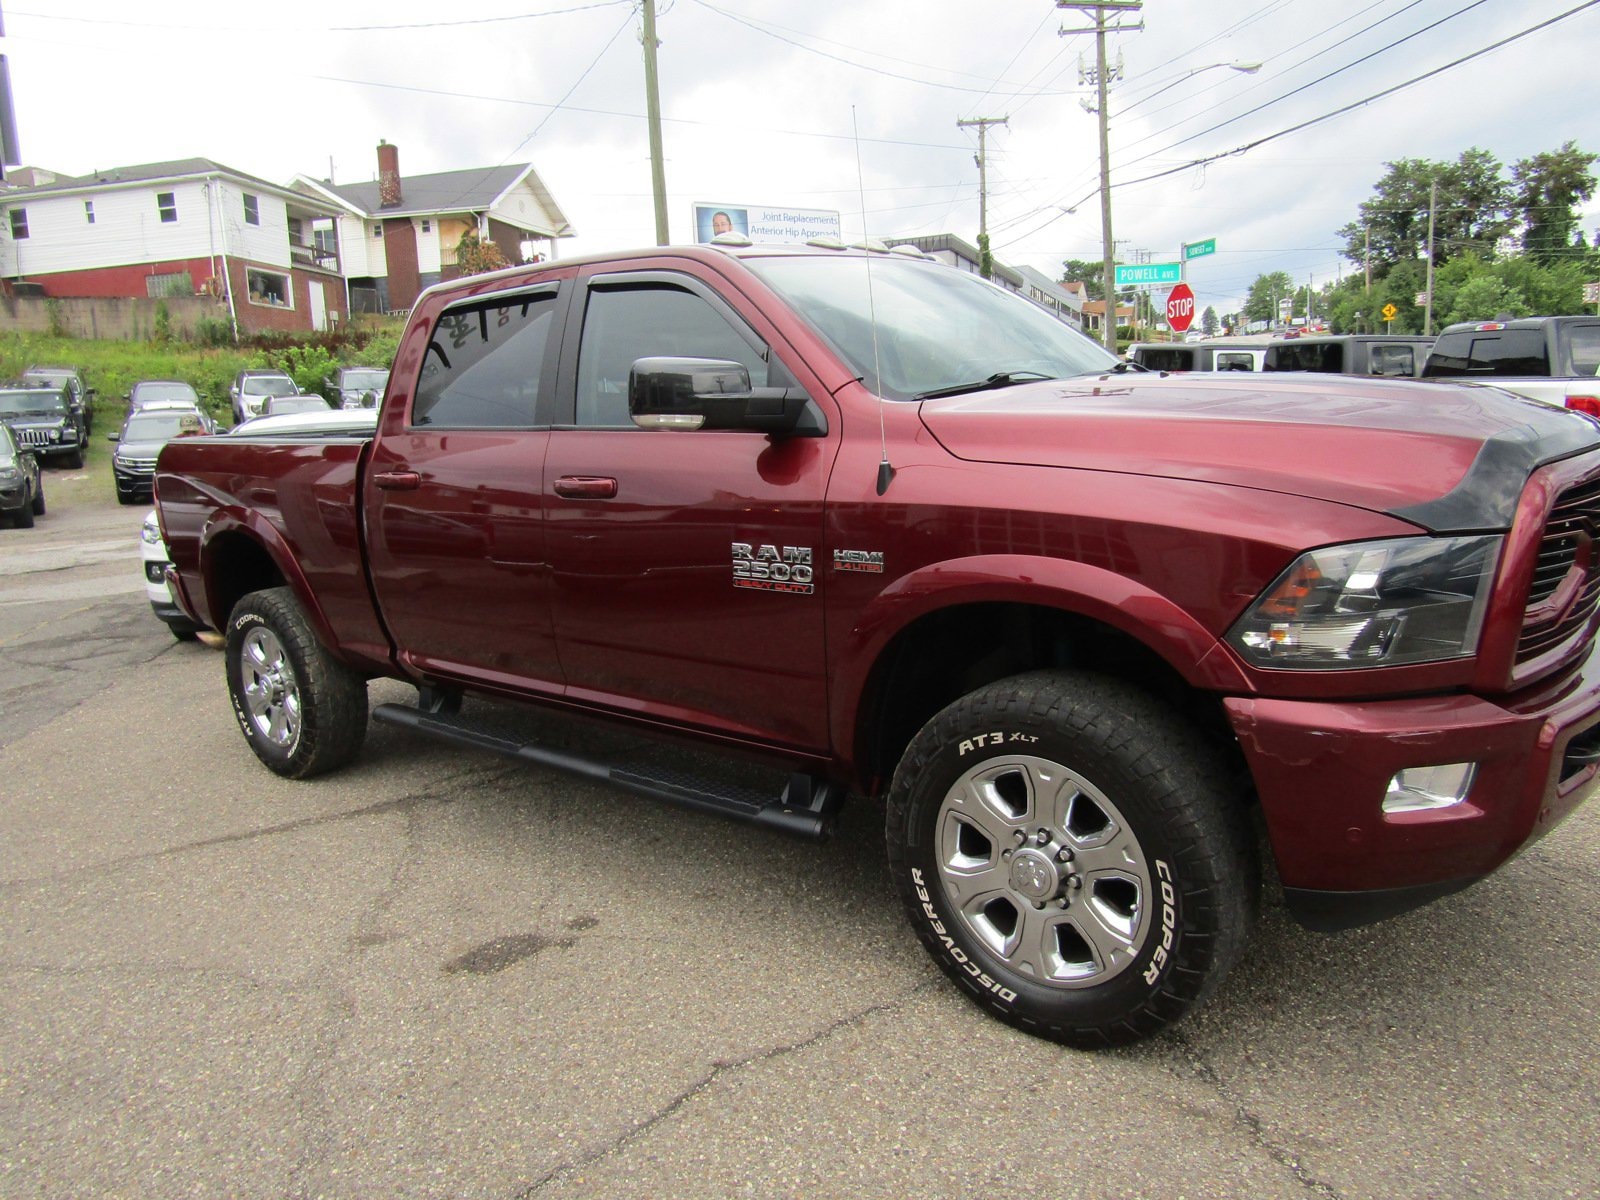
[1338, 150, 1514, 276]
[1244, 271, 1293, 324]
[456, 230, 510, 276]
[1512, 141, 1598, 265]
[1444, 276, 1530, 325]
[1201, 305, 1219, 336]
[1059, 258, 1105, 301]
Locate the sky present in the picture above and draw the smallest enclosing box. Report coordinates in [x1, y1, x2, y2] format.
[4, 0, 1600, 318]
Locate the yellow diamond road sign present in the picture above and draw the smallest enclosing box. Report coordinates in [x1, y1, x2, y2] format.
[1381, 303, 1398, 321]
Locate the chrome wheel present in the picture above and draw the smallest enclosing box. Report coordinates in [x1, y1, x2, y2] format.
[240, 626, 301, 749]
[935, 754, 1153, 989]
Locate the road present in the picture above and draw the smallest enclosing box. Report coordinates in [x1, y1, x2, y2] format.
[2, 477, 1597, 1199]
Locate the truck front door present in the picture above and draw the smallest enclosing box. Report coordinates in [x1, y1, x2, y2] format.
[543, 268, 839, 752]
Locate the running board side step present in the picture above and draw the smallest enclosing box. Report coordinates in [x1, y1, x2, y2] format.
[371, 702, 844, 841]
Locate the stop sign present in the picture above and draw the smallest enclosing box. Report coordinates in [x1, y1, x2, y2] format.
[1166, 282, 1196, 333]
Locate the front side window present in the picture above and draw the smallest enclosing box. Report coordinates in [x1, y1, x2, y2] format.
[1368, 344, 1415, 377]
[246, 269, 290, 307]
[1565, 327, 1600, 376]
[157, 192, 177, 223]
[244, 194, 260, 225]
[575, 284, 770, 428]
[414, 291, 558, 428]
[8, 208, 27, 239]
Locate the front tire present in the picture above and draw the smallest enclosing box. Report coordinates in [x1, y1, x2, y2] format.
[886, 670, 1257, 1048]
[225, 587, 367, 778]
[31, 483, 45, 516]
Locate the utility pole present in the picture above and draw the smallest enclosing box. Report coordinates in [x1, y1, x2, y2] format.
[1059, 1, 1143, 353]
[640, 0, 669, 245]
[957, 115, 1008, 275]
[1424, 178, 1438, 335]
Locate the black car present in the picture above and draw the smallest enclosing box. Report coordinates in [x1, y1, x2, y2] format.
[111, 406, 212, 505]
[128, 379, 204, 412]
[21, 365, 94, 437]
[0, 424, 45, 528]
[0, 384, 87, 469]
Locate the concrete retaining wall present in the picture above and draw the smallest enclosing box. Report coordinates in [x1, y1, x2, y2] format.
[0, 295, 228, 340]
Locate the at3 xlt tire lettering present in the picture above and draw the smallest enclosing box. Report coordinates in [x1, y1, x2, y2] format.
[886, 670, 1257, 1049]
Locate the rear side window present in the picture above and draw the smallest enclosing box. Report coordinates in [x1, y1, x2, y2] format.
[1566, 327, 1600, 376]
[1266, 343, 1342, 372]
[1368, 344, 1416, 377]
[1427, 330, 1548, 377]
[1132, 348, 1194, 372]
[414, 291, 558, 427]
[1213, 352, 1257, 371]
[575, 285, 769, 428]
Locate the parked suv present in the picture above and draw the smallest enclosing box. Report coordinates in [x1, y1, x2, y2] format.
[1128, 342, 1268, 372]
[325, 366, 390, 409]
[1421, 316, 1600, 412]
[0, 384, 87, 469]
[111, 405, 214, 504]
[0, 424, 44, 528]
[21, 366, 94, 438]
[229, 370, 299, 424]
[1263, 334, 1435, 378]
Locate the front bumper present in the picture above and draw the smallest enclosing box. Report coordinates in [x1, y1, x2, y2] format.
[115, 465, 155, 497]
[1227, 650, 1600, 930]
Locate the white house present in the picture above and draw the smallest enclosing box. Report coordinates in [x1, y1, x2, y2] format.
[0, 158, 347, 333]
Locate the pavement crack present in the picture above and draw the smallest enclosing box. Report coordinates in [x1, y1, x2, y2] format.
[1164, 1029, 1345, 1199]
[0, 762, 519, 890]
[511, 982, 937, 1198]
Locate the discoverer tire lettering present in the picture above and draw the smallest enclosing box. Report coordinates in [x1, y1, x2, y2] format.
[886, 670, 1257, 1049]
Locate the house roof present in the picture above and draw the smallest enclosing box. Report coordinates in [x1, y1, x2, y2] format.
[298, 162, 573, 237]
[0, 158, 338, 214]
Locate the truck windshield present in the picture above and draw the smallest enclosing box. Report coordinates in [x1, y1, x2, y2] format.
[0, 389, 66, 414]
[745, 255, 1118, 400]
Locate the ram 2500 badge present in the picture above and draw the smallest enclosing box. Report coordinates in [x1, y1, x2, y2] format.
[154, 244, 1600, 1048]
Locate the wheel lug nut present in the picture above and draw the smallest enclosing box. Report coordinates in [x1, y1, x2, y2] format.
[1057, 847, 1074, 863]
[1035, 829, 1050, 845]
[1013, 830, 1027, 844]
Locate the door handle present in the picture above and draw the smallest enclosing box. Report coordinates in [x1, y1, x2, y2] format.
[554, 475, 619, 499]
[373, 470, 421, 491]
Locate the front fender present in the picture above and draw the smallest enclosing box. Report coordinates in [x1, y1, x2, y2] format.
[828, 553, 1251, 765]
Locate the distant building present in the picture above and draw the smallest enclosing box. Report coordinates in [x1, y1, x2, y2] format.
[1014, 265, 1085, 328]
[0, 158, 346, 333]
[887, 233, 1023, 294]
[290, 141, 574, 315]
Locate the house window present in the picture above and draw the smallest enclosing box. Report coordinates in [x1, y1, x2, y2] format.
[246, 268, 291, 308]
[313, 225, 336, 254]
[145, 272, 191, 299]
[372, 223, 382, 239]
[8, 208, 27, 239]
[85, 201, 96, 224]
[421, 219, 431, 233]
[244, 194, 260, 225]
[157, 192, 177, 223]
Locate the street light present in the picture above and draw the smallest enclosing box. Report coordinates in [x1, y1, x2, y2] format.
[1076, 33, 1261, 351]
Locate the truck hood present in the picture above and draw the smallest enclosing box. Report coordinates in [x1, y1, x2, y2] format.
[917, 373, 1600, 533]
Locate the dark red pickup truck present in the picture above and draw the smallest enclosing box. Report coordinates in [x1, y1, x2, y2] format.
[156, 244, 1600, 1047]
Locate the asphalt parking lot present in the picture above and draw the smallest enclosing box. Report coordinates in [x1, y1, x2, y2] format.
[2, 475, 1598, 1199]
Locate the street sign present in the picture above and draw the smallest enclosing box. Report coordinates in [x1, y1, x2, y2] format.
[1114, 261, 1182, 287]
[1182, 238, 1216, 261]
[1381, 303, 1398, 322]
[1166, 283, 1196, 333]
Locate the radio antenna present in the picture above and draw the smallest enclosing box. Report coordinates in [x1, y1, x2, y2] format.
[852, 107, 894, 496]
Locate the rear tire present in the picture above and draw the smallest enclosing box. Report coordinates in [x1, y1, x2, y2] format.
[886, 670, 1257, 1048]
[225, 587, 367, 778]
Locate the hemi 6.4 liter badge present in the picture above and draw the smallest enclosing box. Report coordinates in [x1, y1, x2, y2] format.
[732, 543, 814, 594]
[833, 549, 884, 573]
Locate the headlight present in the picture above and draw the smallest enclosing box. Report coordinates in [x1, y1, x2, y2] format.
[48, 428, 61, 442]
[0, 466, 19, 485]
[141, 514, 162, 545]
[1228, 535, 1501, 669]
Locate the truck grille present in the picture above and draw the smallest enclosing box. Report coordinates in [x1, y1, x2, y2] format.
[1518, 477, 1600, 663]
[16, 428, 49, 448]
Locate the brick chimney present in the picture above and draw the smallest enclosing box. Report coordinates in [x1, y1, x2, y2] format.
[377, 140, 402, 208]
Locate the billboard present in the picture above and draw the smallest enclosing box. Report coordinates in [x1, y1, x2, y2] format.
[692, 202, 841, 245]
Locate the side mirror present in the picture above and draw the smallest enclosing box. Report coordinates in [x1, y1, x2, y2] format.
[628, 357, 815, 435]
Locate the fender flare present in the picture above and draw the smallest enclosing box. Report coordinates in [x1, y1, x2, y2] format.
[199, 506, 342, 654]
[830, 553, 1251, 765]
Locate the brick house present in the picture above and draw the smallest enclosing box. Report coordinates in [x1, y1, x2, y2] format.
[290, 141, 575, 315]
[0, 159, 348, 333]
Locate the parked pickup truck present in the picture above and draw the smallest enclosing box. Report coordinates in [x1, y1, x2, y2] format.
[1422, 315, 1600, 413]
[154, 244, 1600, 1048]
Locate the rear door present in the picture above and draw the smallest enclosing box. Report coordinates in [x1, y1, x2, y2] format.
[542, 265, 841, 751]
[364, 277, 570, 692]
